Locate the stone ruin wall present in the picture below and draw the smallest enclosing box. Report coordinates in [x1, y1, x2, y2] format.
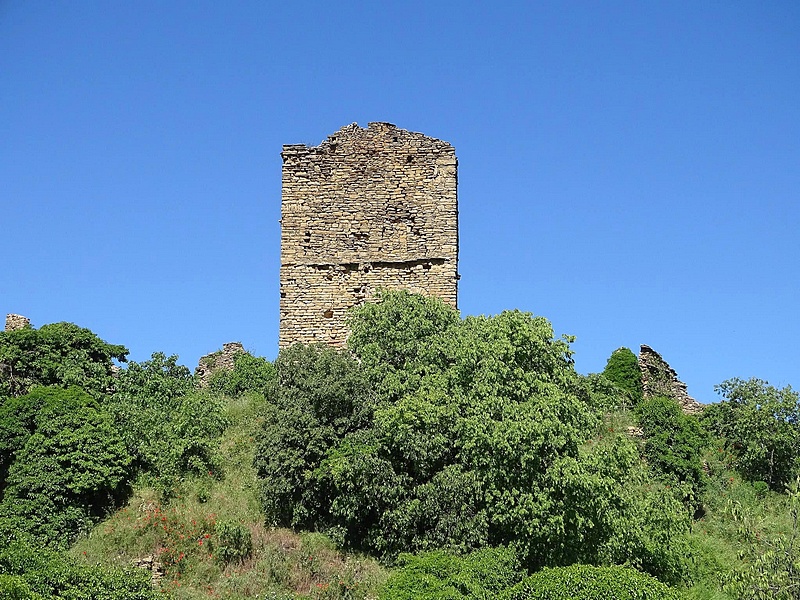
[639, 344, 704, 415]
[5, 314, 30, 332]
[279, 122, 458, 348]
[195, 342, 246, 386]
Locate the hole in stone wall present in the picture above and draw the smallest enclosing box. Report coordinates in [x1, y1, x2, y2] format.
[406, 155, 414, 163]
[323, 309, 334, 319]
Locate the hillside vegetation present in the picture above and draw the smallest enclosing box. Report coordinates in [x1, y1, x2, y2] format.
[1, 291, 798, 599]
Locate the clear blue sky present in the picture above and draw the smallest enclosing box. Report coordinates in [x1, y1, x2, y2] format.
[2, 1, 798, 402]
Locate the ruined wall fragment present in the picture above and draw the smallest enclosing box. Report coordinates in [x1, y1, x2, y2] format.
[5, 314, 30, 332]
[196, 342, 246, 386]
[279, 122, 458, 348]
[638, 344, 704, 415]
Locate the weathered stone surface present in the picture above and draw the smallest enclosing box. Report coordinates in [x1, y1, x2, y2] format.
[196, 342, 246, 386]
[5, 314, 30, 331]
[133, 554, 165, 588]
[638, 344, 704, 415]
[279, 122, 458, 348]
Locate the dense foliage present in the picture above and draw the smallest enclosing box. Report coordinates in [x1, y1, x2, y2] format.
[502, 564, 682, 600]
[0, 532, 160, 600]
[108, 352, 227, 490]
[0, 386, 131, 546]
[0, 322, 127, 399]
[2, 307, 799, 599]
[601, 347, 643, 407]
[256, 291, 692, 582]
[379, 547, 523, 599]
[208, 352, 276, 398]
[702, 377, 800, 490]
[636, 396, 707, 510]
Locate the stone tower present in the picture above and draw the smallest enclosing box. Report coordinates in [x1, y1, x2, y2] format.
[279, 122, 458, 348]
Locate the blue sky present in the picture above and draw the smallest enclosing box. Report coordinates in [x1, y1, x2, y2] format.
[2, 1, 798, 402]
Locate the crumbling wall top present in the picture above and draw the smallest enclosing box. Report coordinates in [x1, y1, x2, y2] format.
[5, 314, 31, 332]
[639, 344, 704, 415]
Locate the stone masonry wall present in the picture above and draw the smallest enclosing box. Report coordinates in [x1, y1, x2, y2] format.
[5, 314, 30, 332]
[639, 344, 704, 415]
[280, 122, 458, 348]
[195, 342, 246, 386]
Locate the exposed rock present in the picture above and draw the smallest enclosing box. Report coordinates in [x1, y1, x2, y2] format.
[638, 344, 704, 415]
[626, 426, 644, 438]
[196, 342, 246, 386]
[5, 314, 30, 331]
[280, 122, 458, 348]
[133, 554, 165, 588]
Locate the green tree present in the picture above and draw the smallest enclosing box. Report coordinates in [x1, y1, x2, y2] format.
[0, 387, 131, 547]
[0, 322, 127, 400]
[108, 352, 226, 489]
[256, 343, 373, 530]
[601, 347, 643, 407]
[636, 396, 708, 511]
[702, 378, 800, 490]
[257, 292, 692, 581]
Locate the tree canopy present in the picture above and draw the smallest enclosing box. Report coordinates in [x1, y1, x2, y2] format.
[0, 322, 127, 400]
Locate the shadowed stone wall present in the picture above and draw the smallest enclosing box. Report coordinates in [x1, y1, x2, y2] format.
[279, 122, 458, 348]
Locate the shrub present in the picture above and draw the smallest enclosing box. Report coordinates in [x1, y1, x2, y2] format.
[214, 520, 253, 565]
[208, 352, 276, 398]
[0, 575, 43, 600]
[380, 547, 523, 600]
[602, 347, 643, 408]
[636, 396, 707, 509]
[0, 537, 159, 600]
[502, 564, 682, 600]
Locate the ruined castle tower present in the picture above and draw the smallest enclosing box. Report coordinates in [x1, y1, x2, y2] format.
[279, 122, 458, 348]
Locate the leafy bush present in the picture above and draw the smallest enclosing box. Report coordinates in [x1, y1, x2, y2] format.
[108, 353, 226, 489]
[702, 378, 800, 490]
[0, 536, 160, 600]
[213, 519, 253, 565]
[0, 574, 43, 600]
[578, 372, 630, 414]
[379, 547, 523, 600]
[721, 479, 800, 599]
[636, 396, 708, 509]
[0, 322, 127, 399]
[602, 347, 643, 408]
[502, 564, 682, 600]
[0, 387, 131, 546]
[208, 352, 276, 397]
